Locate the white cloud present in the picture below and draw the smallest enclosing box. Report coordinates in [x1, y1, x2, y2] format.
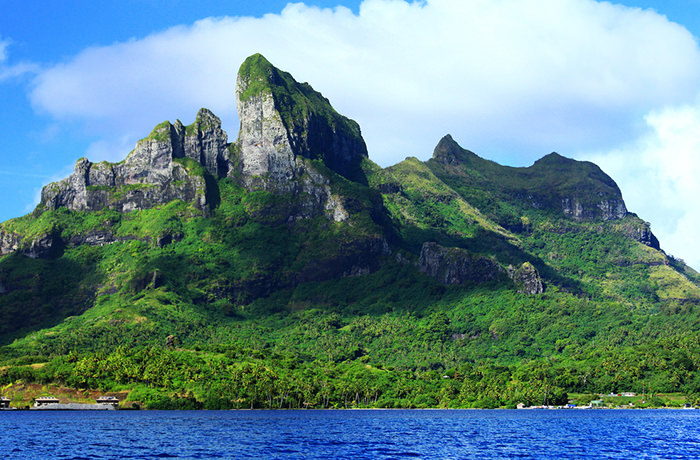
[584, 103, 700, 270]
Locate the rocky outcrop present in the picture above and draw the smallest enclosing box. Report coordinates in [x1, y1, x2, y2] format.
[0, 230, 62, 259]
[181, 109, 230, 178]
[617, 217, 661, 250]
[235, 54, 368, 186]
[419, 242, 505, 284]
[561, 196, 627, 221]
[232, 53, 367, 221]
[508, 262, 544, 295]
[0, 231, 20, 257]
[530, 153, 628, 221]
[39, 108, 227, 214]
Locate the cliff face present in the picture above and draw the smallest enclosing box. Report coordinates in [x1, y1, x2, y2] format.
[232, 53, 370, 222]
[419, 242, 505, 285]
[39, 109, 228, 214]
[235, 54, 368, 186]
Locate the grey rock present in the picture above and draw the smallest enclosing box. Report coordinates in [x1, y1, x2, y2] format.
[0, 231, 20, 257]
[619, 218, 661, 250]
[38, 109, 228, 214]
[182, 109, 230, 178]
[419, 242, 504, 285]
[0, 230, 61, 259]
[562, 197, 627, 221]
[234, 54, 368, 186]
[232, 54, 367, 221]
[235, 89, 297, 186]
[507, 262, 544, 295]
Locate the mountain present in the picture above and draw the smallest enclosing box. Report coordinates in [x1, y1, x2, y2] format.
[0, 54, 699, 409]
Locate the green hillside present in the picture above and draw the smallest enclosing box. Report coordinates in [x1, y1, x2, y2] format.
[0, 54, 699, 409]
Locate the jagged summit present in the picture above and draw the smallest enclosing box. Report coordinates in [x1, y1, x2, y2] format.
[39, 109, 228, 214]
[236, 53, 368, 185]
[3, 52, 700, 408]
[432, 134, 473, 165]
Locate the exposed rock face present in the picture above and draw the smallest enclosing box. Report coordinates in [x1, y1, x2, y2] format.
[508, 262, 544, 295]
[181, 109, 230, 178]
[561, 196, 627, 221]
[0, 231, 19, 257]
[233, 53, 368, 221]
[529, 153, 628, 221]
[618, 217, 661, 250]
[0, 230, 62, 259]
[235, 54, 368, 186]
[236, 86, 297, 185]
[39, 108, 227, 214]
[419, 242, 504, 284]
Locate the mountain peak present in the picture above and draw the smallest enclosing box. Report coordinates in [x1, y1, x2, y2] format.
[235, 53, 368, 185]
[236, 53, 279, 102]
[431, 134, 480, 166]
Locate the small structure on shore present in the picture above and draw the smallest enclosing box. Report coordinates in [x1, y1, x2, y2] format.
[34, 396, 60, 407]
[96, 396, 119, 408]
[0, 397, 10, 409]
[30, 395, 118, 411]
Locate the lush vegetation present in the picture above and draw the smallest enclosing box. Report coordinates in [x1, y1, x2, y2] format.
[2, 59, 700, 410]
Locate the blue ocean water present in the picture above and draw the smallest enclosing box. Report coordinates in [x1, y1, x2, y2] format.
[1, 409, 698, 459]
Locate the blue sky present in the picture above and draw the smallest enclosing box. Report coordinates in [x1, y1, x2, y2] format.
[2, 0, 700, 268]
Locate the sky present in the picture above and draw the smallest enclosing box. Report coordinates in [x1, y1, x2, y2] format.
[2, 0, 700, 268]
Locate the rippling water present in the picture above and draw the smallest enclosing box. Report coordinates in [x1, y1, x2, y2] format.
[2, 409, 699, 459]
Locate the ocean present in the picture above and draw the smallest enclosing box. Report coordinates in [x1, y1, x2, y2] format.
[2, 409, 698, 459]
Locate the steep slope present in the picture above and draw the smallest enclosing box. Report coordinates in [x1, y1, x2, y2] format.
[236, 53, 369, 186]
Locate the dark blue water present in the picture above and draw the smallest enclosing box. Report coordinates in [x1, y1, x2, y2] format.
[1, 409, 699, 459]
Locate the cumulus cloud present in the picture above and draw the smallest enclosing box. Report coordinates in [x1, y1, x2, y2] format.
[24, 0, 700, 267]
[585, 104, 700, 269]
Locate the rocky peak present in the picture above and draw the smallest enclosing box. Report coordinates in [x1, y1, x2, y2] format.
[183, 108, 230, 178]
[235, 53, 368, 187]
[38, 109, 229, 214]
[139, 109, 229, 179]
[432, 134, 473, 165]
